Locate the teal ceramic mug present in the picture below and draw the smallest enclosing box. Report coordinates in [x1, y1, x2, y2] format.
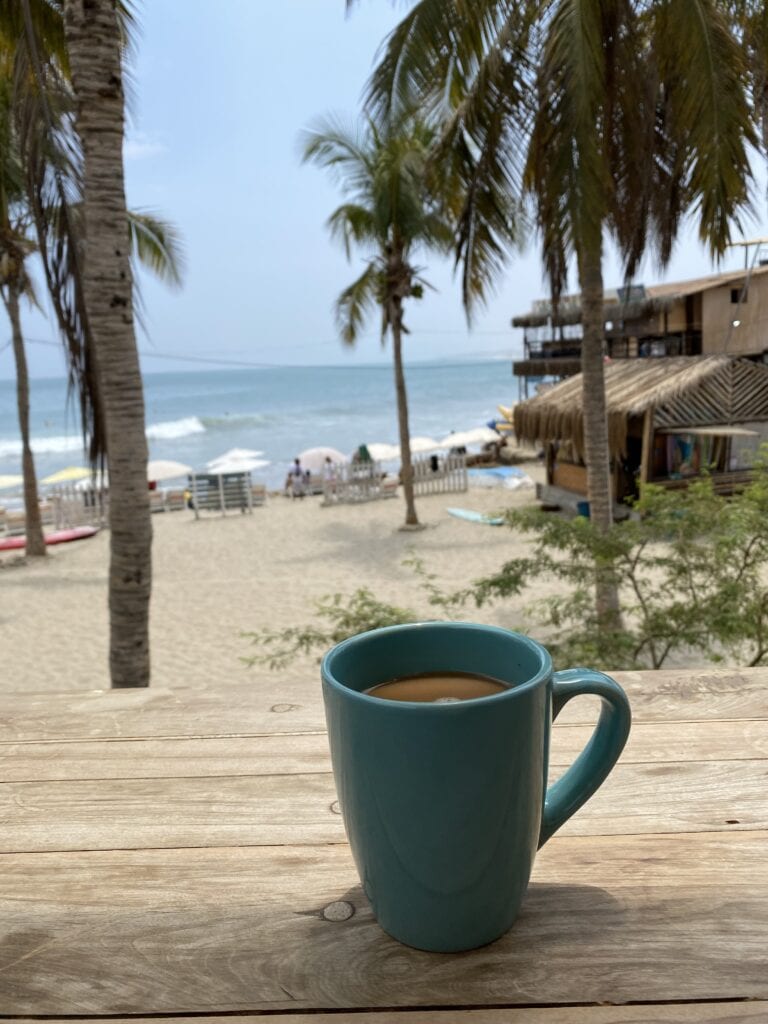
[321, 621, 631, 952]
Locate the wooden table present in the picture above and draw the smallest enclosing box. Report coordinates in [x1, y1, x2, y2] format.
[1, 667, 766, 1022]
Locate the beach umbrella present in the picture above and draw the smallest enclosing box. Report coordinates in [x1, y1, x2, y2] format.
[207, 448, 264, 468]
[0, 474, 23, 490]
[205, 458, 270, 475]
[408, 436, 442, 453]
[147, 459, 192, 482]
[296, 447, 348, 473]
[41, 466, 91, 485]
[364, 442, 399, 462]
[364, 438, 442, 462]
[439, 427, 501, 449]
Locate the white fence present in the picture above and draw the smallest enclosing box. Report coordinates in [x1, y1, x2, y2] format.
[323, 461, 398, 505]
[50, 485, 109, 529]
[189, 472, 253, 517]
[412, 453, 467, 495]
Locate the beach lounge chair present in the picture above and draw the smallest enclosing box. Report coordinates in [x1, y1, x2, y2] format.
[251, 483, 267, 506]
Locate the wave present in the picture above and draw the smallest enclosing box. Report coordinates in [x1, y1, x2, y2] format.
[0, 435, 84, 458]
[199, 413, 273, 430]
[145, 416, 206, 440]
[0, 412, 263, 457]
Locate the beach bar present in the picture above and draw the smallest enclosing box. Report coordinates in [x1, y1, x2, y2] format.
[513, 355, 768, 513]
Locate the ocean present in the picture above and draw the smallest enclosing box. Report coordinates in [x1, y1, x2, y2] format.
[0, 360, 516, 491]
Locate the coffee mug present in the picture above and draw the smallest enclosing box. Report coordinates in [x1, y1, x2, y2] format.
[321, 622, 631, 952]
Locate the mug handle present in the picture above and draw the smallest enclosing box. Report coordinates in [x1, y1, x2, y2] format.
[538, 668, 631, 847]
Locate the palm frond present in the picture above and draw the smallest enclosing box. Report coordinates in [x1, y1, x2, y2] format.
[654, 0, 755, 256]
[127, 209, 185, 288]
[326, 202, 379, 258]
[334, 261, 380, 345]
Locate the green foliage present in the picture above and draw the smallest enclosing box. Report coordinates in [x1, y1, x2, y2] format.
[243, 588, 419, 670]
[457, 465, 768, 670]
[244, 464, 768, 674]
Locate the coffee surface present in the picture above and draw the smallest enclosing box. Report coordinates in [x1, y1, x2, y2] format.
[365, 671, 508, 703]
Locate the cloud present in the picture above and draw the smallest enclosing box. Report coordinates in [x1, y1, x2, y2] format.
[124, 132, 168, 161]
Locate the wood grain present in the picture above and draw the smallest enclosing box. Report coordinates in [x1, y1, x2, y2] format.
[0, 667, 765, 743]
[2, 759, 765, 854]
[2, 719, 766, 784]
[0, 834, 765, 1015]
[10, 1006, 768, 1023]
[0, 733, 331, 783]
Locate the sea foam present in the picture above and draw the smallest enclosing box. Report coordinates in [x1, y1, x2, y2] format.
[145, 416, 206, 440]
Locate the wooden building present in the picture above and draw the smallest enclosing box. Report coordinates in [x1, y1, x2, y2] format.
[512, 356, 768, 513]
[512, 264, 768, 397]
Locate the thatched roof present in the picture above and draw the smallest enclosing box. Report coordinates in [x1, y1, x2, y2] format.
[513, 356, 749, 458]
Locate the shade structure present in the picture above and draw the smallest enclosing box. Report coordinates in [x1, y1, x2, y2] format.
[365, 443, 399, 462]
[147, 459, 192, 482]
[41, 466, 92, 485]
[206, 460, 269, 475]
[0, 474, 23, 490]
[364, 438, 442, 462]
[439, 427, 501, 449]
[408, 436, 442, 453]
[296, 447, 348, 473]
[207, 448, 265, 468]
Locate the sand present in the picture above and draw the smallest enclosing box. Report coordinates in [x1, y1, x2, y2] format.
[1, 465, 555, 693]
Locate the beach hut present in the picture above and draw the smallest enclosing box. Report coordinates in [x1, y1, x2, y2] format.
[513, 356, 768, 513]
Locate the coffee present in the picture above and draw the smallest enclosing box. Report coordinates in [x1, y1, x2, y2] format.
[365, 671, 508, 703]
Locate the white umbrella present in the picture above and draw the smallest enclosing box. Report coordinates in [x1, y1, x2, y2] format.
[364, 438, 442, 462]
[364, 443, 400, 462]
[207, 448, 264, 468]
[408, 436, 442, 453]
[147, 459, 192, 482]
[439, 427, 501, 449]
[205, 459, 269, 475]
[297, 447, 349, 473]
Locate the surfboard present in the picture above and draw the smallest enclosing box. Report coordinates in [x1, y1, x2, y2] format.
[0, 525, 99, 552]
[447, 507, 504, 526]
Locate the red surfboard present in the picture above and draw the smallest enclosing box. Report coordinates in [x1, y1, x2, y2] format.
[0, 525, 99, 552]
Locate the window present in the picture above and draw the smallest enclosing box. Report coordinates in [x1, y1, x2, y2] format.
[731, 287, 747, 303]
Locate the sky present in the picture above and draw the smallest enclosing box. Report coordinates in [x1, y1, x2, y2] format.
[2, 0, 767, 381]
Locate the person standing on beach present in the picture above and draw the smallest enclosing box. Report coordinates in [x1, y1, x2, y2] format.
[323, 456, 338, 499]
[286, 457, 305, 499]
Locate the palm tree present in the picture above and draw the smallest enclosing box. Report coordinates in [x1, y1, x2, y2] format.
[1, 10, 182, 578]
[302, 114, 455, 528]
[58, 0, 152, 686]
[0, 64, 46, 555]
[352, 0, 755, 617]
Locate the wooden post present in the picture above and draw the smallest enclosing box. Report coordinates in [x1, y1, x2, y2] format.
[640, 409, 654, 488]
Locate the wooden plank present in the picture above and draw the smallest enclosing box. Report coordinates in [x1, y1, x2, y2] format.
[10, 1005, 768, 1023]
[1, 719, 766, 784]
[0, 733, 331, 783]
[0, 833, 764, 1015]
[0, 668, 766, 743]
[1, 759, 765, 854]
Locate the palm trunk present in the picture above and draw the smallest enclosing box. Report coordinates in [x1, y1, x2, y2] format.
[6, 284, 45, 557]
[63, 0, 152, 687]
[391, 296, 419, 527]
[578, 241, 621, 626]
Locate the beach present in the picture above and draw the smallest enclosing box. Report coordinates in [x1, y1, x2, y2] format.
[1, 468, 548, 693]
